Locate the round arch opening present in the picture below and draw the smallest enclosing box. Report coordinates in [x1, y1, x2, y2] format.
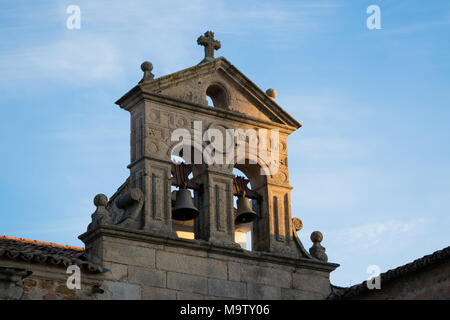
[206, 83, 229, 109]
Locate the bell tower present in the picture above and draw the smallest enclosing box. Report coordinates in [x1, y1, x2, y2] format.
[79, 31, 338, 300]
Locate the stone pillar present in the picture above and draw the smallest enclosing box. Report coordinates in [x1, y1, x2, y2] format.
[0, 266, 32, 300]
[253, 183, 295, 254]
[125, 99, 176, 237]
[194, 164, 239, 247]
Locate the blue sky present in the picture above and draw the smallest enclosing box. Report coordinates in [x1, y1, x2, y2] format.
[0, 0, 449, 287]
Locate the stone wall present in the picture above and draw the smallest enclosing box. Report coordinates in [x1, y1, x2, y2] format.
[79, 226, 337, 300]
[0, 260, 99, 300]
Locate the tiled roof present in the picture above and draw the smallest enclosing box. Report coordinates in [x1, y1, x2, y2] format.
[328, 246, 450, 299]
[0, 235, 102, 273]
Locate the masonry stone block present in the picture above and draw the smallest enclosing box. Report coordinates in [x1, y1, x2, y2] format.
[128, 266, 166, 288]
[241, 264, 292, 288]
[142, 287, 177, 300]
[165, 245, 208, 258]
[167, 272, 207, 294]
[227, 262, 241, 282]
[101, 280, 141, 300]
[292, 270, 330, 294]
[156, 251, 227, 280]
[177, 291, 205, 300]
[247, 283, 281, 300]
[103, 262, 128, 281]
[205, 296, 235, 300]
[281, 288, 324, 300]
[104, 241, 155, 267]
[207, 278, 246, 299]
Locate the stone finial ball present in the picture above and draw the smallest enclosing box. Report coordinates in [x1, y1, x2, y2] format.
[94, 194, 108, 207]
[310, 231, 323, 243]
[141, 61, 153, 72]
[266, 88, 277, 99]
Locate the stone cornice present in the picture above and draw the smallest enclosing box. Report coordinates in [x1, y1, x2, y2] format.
[118, 89, 298, 135]
[79, 226, 339, 273]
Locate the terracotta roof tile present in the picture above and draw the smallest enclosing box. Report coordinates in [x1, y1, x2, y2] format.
[0, 235, 102, 273]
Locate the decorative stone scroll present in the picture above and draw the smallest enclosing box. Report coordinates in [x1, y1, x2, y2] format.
[115, 188, 144, 229]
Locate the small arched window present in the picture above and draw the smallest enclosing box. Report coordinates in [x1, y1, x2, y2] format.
[206, 83, 229, 109]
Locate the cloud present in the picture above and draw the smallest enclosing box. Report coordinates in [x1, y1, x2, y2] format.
[331, 218, 432, 250]
[40, 112, 129, 166]
[0, 0, 342, 85]
[0, 37, 123, 85]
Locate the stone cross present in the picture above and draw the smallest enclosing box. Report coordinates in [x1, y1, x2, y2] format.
[197, 31, 221, 64]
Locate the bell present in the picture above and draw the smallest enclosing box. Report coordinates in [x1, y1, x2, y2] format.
[172, 188, 199, 221]
[235, 191, 257, 225]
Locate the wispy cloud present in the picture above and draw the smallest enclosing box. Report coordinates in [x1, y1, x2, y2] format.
[0, 0, 341, 84]
[0, 37, 123, 85]
[40, 112, 129, 166]
[331, 218, 433, 250]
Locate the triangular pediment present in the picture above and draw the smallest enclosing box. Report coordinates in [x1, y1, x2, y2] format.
[136, 57, 301, 129]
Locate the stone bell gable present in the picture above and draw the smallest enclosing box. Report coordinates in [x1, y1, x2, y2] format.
[76, 31, 339, 300]
[112, 65, 304, 254]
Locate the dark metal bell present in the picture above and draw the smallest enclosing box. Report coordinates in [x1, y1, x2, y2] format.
[172, 188, 199, 221]
[235, 192, 257, 225]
